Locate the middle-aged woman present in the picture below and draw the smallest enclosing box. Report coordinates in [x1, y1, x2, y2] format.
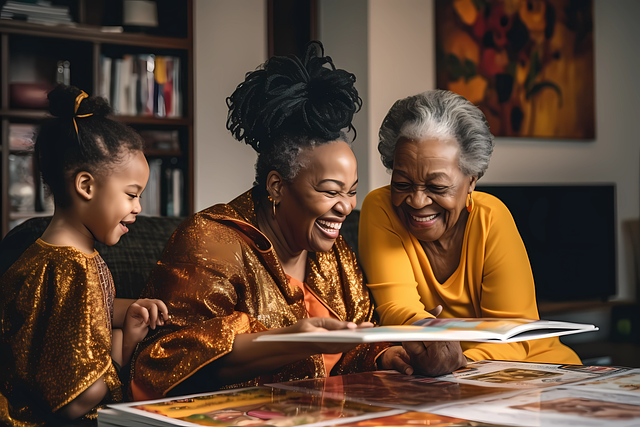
[359, 90, 581, 374]
[129, 43, 442, 400]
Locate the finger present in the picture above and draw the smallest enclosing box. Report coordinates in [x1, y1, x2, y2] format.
[355, 322, 374, 329]
[147, 303, 159, 329]
[392, 354, 414, 376]
[390, 347, 414, 375]
[139, 307, 150, 325]
[321, 318, 356, 331]
[427, 305, 443, 318]
[402, 340, 427, 356]
[155, 300, 169, 320]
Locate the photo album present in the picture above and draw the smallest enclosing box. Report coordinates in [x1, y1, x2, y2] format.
[253, 318, 598, 344]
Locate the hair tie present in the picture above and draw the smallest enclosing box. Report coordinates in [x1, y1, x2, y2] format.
[73, 91, 93, 134]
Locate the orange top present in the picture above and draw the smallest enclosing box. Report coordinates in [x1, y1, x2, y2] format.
[359, 186, 581, 364]
[287, 275, 343, 374]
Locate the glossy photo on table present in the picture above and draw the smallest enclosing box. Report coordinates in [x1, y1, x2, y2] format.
[99, 361, 640, 426]
[98, 386, 402, 427]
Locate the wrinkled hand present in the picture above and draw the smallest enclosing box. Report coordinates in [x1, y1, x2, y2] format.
[398, 305, 466, 377]
[379, 346, 414, 375]
[123, 298, 169, 344]
[284, 317, 373, 355]
[402, 341, 467, 377]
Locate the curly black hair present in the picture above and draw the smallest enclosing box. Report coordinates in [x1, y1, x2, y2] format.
[226, 41, 362, 195]
[34, 84, 144, 208]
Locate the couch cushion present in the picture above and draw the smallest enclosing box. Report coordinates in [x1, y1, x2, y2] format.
[0, 216, 184, 299]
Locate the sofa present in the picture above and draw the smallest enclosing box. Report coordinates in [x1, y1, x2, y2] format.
[0, 211, 362, 298]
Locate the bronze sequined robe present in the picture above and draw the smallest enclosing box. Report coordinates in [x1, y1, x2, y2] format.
[0, 240, 122, 426]
[132, 189, 387, 397]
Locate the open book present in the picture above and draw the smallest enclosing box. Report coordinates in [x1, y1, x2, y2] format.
[253, 318, 598, 344]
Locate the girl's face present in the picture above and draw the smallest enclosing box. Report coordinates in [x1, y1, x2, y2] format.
[390, 137, 476, 243]
[85, 150, 149, 246]
[276, 140, 358, 254]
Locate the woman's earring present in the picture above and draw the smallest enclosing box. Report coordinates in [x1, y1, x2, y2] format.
[466, 193, 474, 213]
[268, 195, 277, 219]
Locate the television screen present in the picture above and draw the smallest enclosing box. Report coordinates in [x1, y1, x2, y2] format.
[476, 184, 616, 302]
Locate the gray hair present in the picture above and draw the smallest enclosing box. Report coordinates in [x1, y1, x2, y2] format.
[378, 90, 494, 179]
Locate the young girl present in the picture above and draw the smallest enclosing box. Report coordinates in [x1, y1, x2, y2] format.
[0, 85, 168, 425]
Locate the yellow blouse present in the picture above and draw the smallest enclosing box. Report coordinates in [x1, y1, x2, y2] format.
[0, 239, 122, 426]
[359, 186, 580, 364]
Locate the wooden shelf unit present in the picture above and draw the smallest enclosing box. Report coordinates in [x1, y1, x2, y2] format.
[0, 0, 194, 238]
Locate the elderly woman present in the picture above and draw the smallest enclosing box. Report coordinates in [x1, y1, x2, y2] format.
[359, 90, 581, 374]
[130, 43, 432, 400]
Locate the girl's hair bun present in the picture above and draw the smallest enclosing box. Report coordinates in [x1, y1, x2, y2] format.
[48, 84, 112, 119]
[227, 41, 362, 153]
[36, 84, 143, 209]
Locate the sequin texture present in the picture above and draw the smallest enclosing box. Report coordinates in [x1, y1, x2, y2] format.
[132, 189, 388, 397]
[0, 239, 122, 426]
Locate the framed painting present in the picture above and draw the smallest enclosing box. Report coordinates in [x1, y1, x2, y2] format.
[435, 0, 595, 139]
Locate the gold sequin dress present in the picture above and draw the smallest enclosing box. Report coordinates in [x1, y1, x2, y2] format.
[0, 240, 122, 426]
[132, 189, 387, 398]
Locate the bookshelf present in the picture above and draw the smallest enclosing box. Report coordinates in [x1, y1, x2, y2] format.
[0, 0, 194, 237]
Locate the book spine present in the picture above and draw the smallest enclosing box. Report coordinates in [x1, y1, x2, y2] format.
[99, 55, 112, 103]
[165, 167, 173, 216]
[172, 168, 182, 216]
[111, 59, 122, 114]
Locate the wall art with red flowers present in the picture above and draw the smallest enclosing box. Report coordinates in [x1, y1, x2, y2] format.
[435, 0, 595, 139]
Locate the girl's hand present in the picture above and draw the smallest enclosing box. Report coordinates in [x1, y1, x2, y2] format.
[127, 298, 169, 330]
[122, 299, 169, 362]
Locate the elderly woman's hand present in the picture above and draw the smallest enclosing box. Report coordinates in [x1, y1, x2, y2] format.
[402, 341, 467, 377]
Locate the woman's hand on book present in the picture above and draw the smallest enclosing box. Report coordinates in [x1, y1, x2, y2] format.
[283, 317, 374, 354]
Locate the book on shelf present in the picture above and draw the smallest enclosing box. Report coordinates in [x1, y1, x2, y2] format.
[1, 0, 75, 26]
[139, 161, 183, 217]
[99, 56, 112, 102]
[165, 168, 183, 217]
[98, 54, 182, 118]
[140, 159, 162, 217]
[139, 130, 180, 152]
[9, 123, 38, 151]
[8, 153, 35, 213]
[253, 318, 598, 344]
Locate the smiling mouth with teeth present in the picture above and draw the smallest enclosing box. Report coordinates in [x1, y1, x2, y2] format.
[411, 213, 438, 222]
[316, 219, 342, 231]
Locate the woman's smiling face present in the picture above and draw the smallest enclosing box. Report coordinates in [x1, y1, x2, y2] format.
[276, 140, 358, 254]
[390, 136, 476, 243]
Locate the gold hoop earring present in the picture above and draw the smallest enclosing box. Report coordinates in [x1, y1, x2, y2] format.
[466, 193, 474, 213]
[267, 195, 277, 218]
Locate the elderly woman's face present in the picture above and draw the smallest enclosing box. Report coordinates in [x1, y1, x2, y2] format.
[277, 140, 358, 253]
[391, 137, 476, 243]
